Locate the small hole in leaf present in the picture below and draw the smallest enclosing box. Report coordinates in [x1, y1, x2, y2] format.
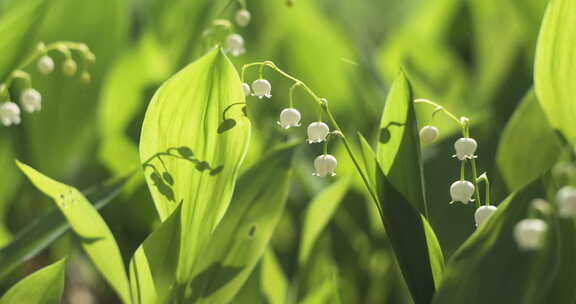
[248, 225, 256, 238]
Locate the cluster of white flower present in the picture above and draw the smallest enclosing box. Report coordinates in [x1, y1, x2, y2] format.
[0, 85, 42, 127]
[242, 78, 337, 177]
[224, 8, 252, 57]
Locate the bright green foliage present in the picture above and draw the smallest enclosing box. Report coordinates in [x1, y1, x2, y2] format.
[260, 249, 289, 304]
[497, 89, 562, 191]
[432, 178, 576, 304]
[299, 176, 350, 265]
[0, 258, 66, 304]
[534, 0, 576, 144]
[139, 47, 251, 283]
[16, 161, 131, 304]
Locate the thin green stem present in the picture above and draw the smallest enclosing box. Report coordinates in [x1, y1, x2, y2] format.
[414, 98, 462, 127]
[289, 82, 301, 108]
[323, 140, 328, 155]
[476, 173, 490, 206]
[460, 161, 465, 181]
[470, 159, 481, 208]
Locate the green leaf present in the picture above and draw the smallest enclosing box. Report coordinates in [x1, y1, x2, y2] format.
[260, 248, 289, 304]
[184, 142, 296, 303]
[299, 177, 350, 265]
[496, 89, 562, 191]
[0, 258, 66, 304]
[534, 0, 576, 144]
[432, 178, 565, 304]
[16, 161, 131, 304]
[544, 217, 576, 304]
[0, 176, 128, 279]
[0, 0, 48, 81]
[139, 48, 250, 283]
[376, 71, 427, 216]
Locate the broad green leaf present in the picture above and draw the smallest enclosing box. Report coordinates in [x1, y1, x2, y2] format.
[497, 89, 562, 191]
[0, 176, 129, 279]
[432, 178, 565, 304]
[299, 177, 350, 265]
[129, 206, 182, 304]
[0, 258, 66, 304]
[260, 249, 289, 304]
[16, 161, 131, 304]
[544, 217, 576, 304]
[0, 134, 20, 246]
[359, 134, 444, 304]
[184, 142, 296, 303]
[0, 0, 48, 81]
[376, 71, 427, 216]
[140, 47, 250, 282]
[534, 0, 576, 144]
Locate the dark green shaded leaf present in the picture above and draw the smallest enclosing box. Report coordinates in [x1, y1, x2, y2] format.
[0, 258, 66, 304]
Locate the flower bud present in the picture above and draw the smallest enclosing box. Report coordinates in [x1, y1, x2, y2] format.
[235, 9, 251, 27]
[251, 79, 272, 99]
[242, 83, 250, 96]
[313, 154, 337, 177]
[454, 137, 477, 160]
[514, 219, 547, 251]
[225, 33, 245, 57]
[277, 108, 301, 129]
[20, 88, 42, 113]
[419, 125, 439, 143]
[556, 186, 576, 218]
[80, 72, 91, 84]
[37, 55, 55, 75]
[62, 58, 77, 77]
[450, 180, 475, 204]
[474, 205, 497, 227]
[0, 102, 21, 126]
[307, 122, 329, 143]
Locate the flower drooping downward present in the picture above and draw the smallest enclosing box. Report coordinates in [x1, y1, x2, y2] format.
[454, 137, 478, 160]
[556, 186, 576, 218]
[20, 88, 42, 113]
[313, 154, 337, 177]
[277, 108, 301, 129]
[37, 55, 55, 75]
[225, 34, 246, 57]
[241, 83, 250, 96]
[251, 79, 272, 99]
[474, 205, 497, 227]
[419, 125, 439, 143]
[514, 219, 547, 251]
[450, 180, 475, 204]
[235, 9, 251, 27]
[307, 122, 329, 143]
[0, 102, 21, 126]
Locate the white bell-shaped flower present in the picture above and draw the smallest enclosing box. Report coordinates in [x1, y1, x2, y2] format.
[0, 102, 21, 126]
[235, 9, 251, 27]
[454, 137, 478, 160]
[313, 154, 337, 177]
[450, 180, 475, 204]
[419, 126, 439, 144]
[242, 83, 250, 97]
[37, 55, 55, 75]
[20, 88, 42, 113]
[514, 219, 547, 251]
[307, 122, 329, 143]
[277, 108, 301, 129]
[474, 205, 497, 227]
[62, 58, 77, 77]
[225, 33, 245, 57]
[251, 79, 272, 99]
[556, 186, 576, 218]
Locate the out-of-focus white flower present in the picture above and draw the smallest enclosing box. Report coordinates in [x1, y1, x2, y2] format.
[277, 108, 301, 129]
[20, 88, 42, 113]
[454, 137, 478, 160]
[307, 122, 329, 143]
[242, 83, 250, 96]
[474, 205, 497, 227]
[251, 79, 272, 99]
[0, 102, 21, 126]
[514, 219, 547, 251]
[62, 58, 77, 77]
[37, 55, 55, 75]
[556, 186, 576, 218]
[313, 154, 337, 177]
[450, 180, 475, 204]
[225, 33, 245, 56]
[419, 125, 439, 143]
[235, 9, 251, 27]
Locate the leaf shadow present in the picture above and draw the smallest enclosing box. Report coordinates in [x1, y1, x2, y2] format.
[379, 121, 405, 144]
[188, 263, 244, 302]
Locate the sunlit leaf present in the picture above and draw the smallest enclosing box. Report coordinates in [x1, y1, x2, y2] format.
[16, 161, 131, 304]
[497, 89, 562, 191]
[260, 248, 289, 304]
[0, 258, 66, 304]
[534, 0, 576, 144]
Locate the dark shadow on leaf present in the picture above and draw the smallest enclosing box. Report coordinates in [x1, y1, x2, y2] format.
[175, 146, 194, 159]
[150, 172, 175, 202]
[196, 161, 209, 171]
[379, 121, 405, 143]
[209, 165, 224, 176]
[163, 172, 174, 185]
[188, 263, 244, 302]
[78, 235, 105, 244]
[217, 119, 237, 134]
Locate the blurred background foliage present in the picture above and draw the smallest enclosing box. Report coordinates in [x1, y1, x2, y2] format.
[0, 0, 559, 302]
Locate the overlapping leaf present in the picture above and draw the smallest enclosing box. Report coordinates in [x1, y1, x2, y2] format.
[0, 258, 66, 304]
